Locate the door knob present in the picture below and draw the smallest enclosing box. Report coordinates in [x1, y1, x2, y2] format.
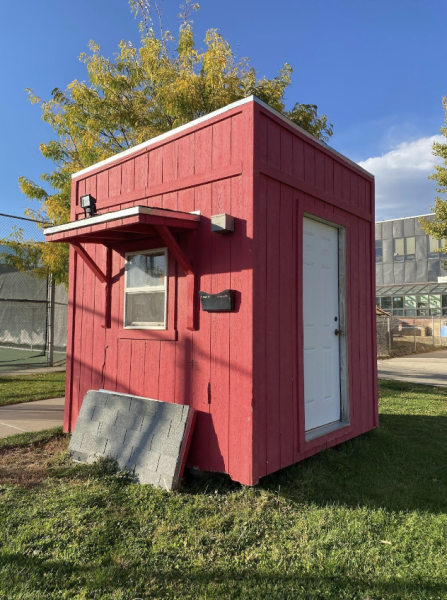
[334, 328, 344, 336]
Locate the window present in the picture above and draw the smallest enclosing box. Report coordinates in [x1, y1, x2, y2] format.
[428, 235, 439, 259]
[376, 297, 380, 308]
[394, 238, 404, 262]
[443, 295, 447, 316]
[417, 294, 429, 316]
[381, 296, 392, 311]
[428, 235, 447, 258]
[404, 295, 416, 317]
[430, 295, 442, 316]
[394, 237, 415, 261]
[375, 240, 383, 263]
[405, 236, 415, 261]
[124, 249, 168, 329]
[393, 296, 404, 316]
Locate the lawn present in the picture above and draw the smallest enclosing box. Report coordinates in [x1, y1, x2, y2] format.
[0, 379, 446, 599]
[0, 372, 65, 406]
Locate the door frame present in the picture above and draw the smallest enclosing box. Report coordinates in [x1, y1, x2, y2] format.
[302, 212, 350, 441]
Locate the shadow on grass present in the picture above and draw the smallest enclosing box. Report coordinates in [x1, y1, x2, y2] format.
[0, 552, 446, 598]
[261, 413, 447, 514]
[185, 381, 447, 514]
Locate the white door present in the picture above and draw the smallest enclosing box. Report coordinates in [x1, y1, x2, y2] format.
[303, 217, 341, 431]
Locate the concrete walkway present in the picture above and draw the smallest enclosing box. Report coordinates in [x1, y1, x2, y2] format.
[0, 366, 66, 378]
[378, 349, 447, 387]
[0, 397, 65, 439]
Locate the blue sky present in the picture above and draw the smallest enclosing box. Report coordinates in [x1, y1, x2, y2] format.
[1, 0, 446, 223]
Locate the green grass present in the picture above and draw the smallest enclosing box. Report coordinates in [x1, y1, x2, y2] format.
[0, 372, 65, 406]
[0, 426, 64, 451]
[0, 380, 447, 599]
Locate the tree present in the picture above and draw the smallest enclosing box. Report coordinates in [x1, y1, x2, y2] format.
[420, 96, 447, 260]
[4, 0, 333, 285]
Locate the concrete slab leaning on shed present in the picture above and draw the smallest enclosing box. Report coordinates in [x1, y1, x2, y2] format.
[69, 390, 196, 490]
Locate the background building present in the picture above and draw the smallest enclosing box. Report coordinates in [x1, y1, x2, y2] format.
[375, 214, 447, 317]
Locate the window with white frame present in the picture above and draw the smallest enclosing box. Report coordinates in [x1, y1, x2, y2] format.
[124, 248, 168, 329]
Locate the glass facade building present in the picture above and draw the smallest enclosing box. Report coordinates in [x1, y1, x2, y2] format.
[375, 214, 447, 316]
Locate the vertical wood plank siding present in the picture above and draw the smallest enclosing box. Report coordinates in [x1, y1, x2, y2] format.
[67, 105, 255, 485]
[65, 99, 376, 486]
[252, 104, 376, 482]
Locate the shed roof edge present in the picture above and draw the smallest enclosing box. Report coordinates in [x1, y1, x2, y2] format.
[71, 95, 374, 180]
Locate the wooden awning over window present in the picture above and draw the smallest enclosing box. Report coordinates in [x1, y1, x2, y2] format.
[43, 205, 200, 244]
[44, 206, 200, 331]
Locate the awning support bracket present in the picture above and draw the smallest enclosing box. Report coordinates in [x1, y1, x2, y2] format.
[154, 224, 196, 331]
[72, 242, 112, 329]
[72, 242, 107, 283]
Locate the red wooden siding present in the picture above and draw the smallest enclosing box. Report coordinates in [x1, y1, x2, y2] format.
[66, 103, 255, 485]
[252, 102, 377, 483]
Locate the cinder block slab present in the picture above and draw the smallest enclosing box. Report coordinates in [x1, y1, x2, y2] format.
[69, 390, 196, 490]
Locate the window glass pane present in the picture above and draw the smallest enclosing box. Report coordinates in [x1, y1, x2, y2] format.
[443, 295, 447, 309]
[430, 295, 441, 309]
[428, 235, 439, 259]
[381, 296, 392, 310]
[417, 294, 429, 316]
[430, 294, 441, 315]
[441, 239, 447, 257]
[126, 252, 166, 288]
[405, 309, 416, 317]
[393, 296, 403, 309]
[125, 291, 165, 326]
[376, 297, 380, 307]
[394, 238, 404, 261]
[375, 240, 383, 263]
[405, 237, 415, 261]
[405, 295, 416, 310]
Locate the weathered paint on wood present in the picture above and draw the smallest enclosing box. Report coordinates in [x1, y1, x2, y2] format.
[60, 98, 377, 486]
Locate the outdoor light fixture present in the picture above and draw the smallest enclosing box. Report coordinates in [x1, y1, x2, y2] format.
[80, 194, 97, 218]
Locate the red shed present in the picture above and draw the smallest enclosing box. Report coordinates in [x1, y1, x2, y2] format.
[45, 96, 378, 486]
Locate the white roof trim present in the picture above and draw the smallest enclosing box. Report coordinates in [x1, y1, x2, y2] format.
[72, 96, 254, 179]
[44, 205, 200, 236]
[72, 95, 374, 180]
[376, 213, 432, 224]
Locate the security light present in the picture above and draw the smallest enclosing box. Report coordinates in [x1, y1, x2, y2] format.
[80, 194, 97, 218]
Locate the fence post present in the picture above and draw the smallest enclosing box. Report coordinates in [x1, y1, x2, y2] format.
[414, 317, 416, 352]
[433, 316, 435, 348]
[47, 277, 56, 366]
[387, 317, 391, 355]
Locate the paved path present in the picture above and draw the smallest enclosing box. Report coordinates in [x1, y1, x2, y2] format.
[378, 349, 447, 387]
[0, 397, 65, 439]
[0, 366, 66, 377]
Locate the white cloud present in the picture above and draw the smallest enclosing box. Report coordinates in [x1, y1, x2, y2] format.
[358, 135, 444, 221]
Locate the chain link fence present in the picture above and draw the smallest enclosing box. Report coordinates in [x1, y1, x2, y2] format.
[0, 213, 67, 370]
[377, 315, 447, 357]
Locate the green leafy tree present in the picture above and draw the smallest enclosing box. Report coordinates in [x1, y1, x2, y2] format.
[420, 96, 447, 260]
[5, 0, 333, 285]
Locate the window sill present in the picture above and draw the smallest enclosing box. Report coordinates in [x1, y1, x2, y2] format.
[118, 330, 178, 341]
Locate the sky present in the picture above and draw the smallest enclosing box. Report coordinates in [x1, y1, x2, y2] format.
[0, 0, 446, 224]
